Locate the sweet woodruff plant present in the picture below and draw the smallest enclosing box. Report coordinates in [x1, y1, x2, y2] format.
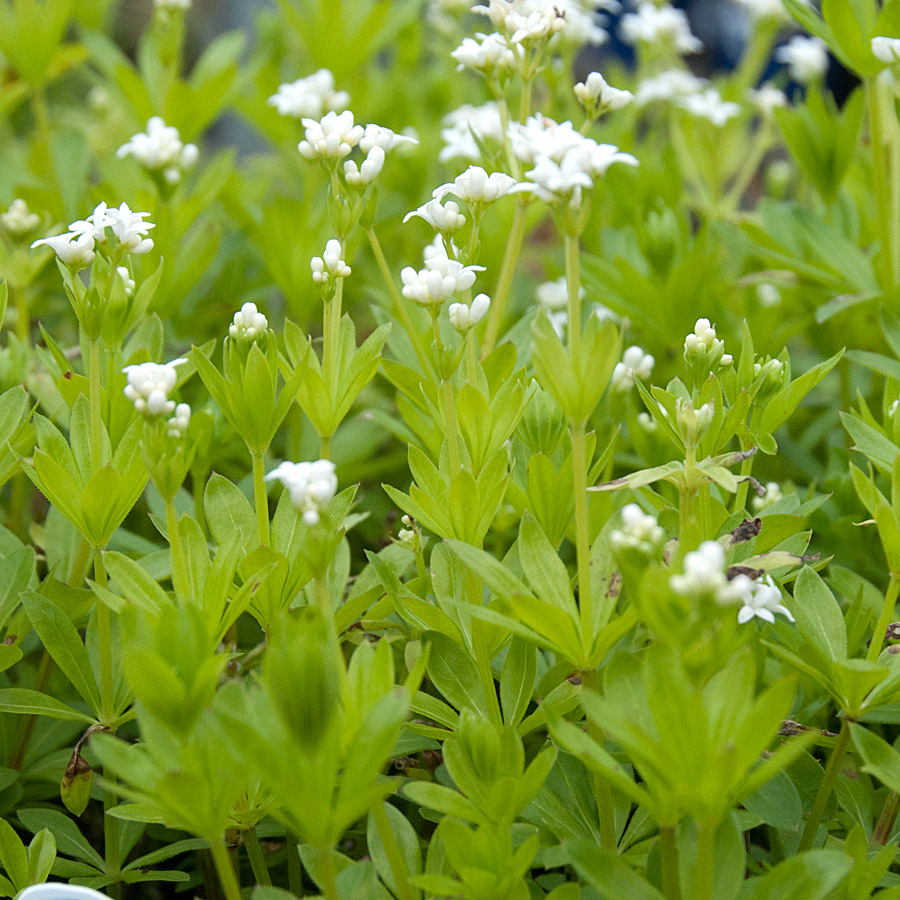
[1, 0, 900, 898]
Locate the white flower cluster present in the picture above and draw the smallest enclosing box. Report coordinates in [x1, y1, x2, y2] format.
[440, 102, 505, 162]
[574, 72, 633, 115]
[299, 110, 364, 160]
[433, 166, 518, 205]
[776, 35, 828, 83]
[344, 124, 418, 185]
[311, 239, 351, 295]
[452, 32, 517, 73]
[873, 36, 900, 66]
[229, 302, 268, 342]
[752, 481, 783, 513]
[670, 541, 793, 624]
[635, 69, 708, 106]
[122, 358, 187, 417]
[678, 89, 741, 127]
[32, 202, 154, 269]
[735, 0, 787, 20]
[684, 317, 733, 365]
[1, 199, 39, 236]
[404, 198, 467, 234]
[449, 293, 491, 331]
[510, 114, 639, 203]
[620, 3, 702, 54]
[612, 345, 655, 392]
[472, 0, 610, 47]
[398, 513, 418, 545]
[611, 503, 665, 555]
[265, 459, 338, 525]
[167, 403, 191, 439]
[748, 83, 787, 117]
[401, 249, 484, 308]
[268, 69, 349, 119]
[116, 117, 198, 185]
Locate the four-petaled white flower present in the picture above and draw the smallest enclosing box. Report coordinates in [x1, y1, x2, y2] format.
[298, 111, 365, 160]
[268, 69, 349, 119]
[440, 102, 505, 162]
[612, 345, 655, 392]
[574, 72, 633, 113]
[401, 251, 484, 307]
[123, 358, 187, 417]
[620, 3, 702, 54]
[433, 166, 518, 204]
[451, 32, 517, 73]
[359, 124, 419, 154]
[736, 576, 795, 625]
[265, 459, 338, 525]
[116, 117, 198, 184]
[31, 231, 96, 268]
[403, 198, 467, 234]
[776, 35, 828, 83]
[229, 302, 269, 341]
[449, 293, 491, 331]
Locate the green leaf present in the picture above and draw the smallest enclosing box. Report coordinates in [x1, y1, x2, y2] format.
[500, 638, 536, 728]
[737, 849, 852, 900]
[0, 688, 95, 723]
[366, 803, 422, 900]
[760, 349, 843, 435]
[790, 567, 847, 662]
[425, 632, 487, 717]
[17, 808, 106, 870]
[518, 513, 576, 615]
[205, 473, 257, 549]
[567, 840, 666, 900]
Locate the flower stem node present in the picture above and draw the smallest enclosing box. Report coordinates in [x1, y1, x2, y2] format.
[265, 459, 338, 526]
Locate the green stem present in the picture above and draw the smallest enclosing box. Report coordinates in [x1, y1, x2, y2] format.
[367, 228, 433, 375]
[251, 450, 270, 546]
[659, 826, 681, 900]
[798, 718, 852, 851]
[868, 79, 896, 293]
[210, 839, 243, 900]
[564, 232, 583, 364]
[11, 283, 28, 344]
[480, 199, 528, 357]
[371, 802, 415, 900]
[319, 847, 340, 900]
[465, 329, 478, 384]
[320, 433, 333, 460]
[165, 497, 188, 598]
[874, 790, 900, 845]
[581, 669, 617, 849]
[103, 778, 121, 895]
[571, 421, 593, 647]
[695, 823, 716, 900]
[867, 574, 900, 662]
[93, 549, 114, 725]
[88, 337, 105, 471]
[315, 573, 331, 620]
[441, 378, 461, 473]
[243, 827, 272, 886]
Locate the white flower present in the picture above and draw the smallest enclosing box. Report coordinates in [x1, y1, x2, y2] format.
[612, 345, 654, 392]
[31, 232, 96, 268]
[511, 114, 586, 164]
[359, 123, 419, 154]
[1, 199, 39, 235]
[678, 89, 741, 126]
[757, 283, 781, 307]
[155, 0, 190, 9]
[611, 503, 665, 555]
[116, 117, 198, 184]
[167, 403, 191, 438]
[748, 83, 787, 117]
[229, 301, 269, 341]
[311, 239, 351, 286]
[105, 203, 155, 254]
[298, 110, 365, 160]
[473, 0, 610, 46]
[433, 166, 518, 203]
[872, 36, 900, 65]
[344, 146, 385, 185]
[451, 32, 517, 73]
[635, 69, 708, 106]
[752, 481, 783, 513]
[620, 3, 702, 53]
[449, 293, 491, 331]
[401, 252, 484, 307]
[537, 276, 580, 311]
[574, 72, 633, 113]
[268, 69, 349, 119]
[403, 198, 467, 233]
[265, 459, 338, 525]
[670, 540, 750, 604]
[122, 358, 187, 416]
[424, 235, 459, 266]
[117, 266, 135, 297]
[636, 411, 657, 432]
[776, 35, 828, 83]
[737, 575, 794, 624]
[440, 102, 505, 162]
[735, 0, 787, 20]
[684, 317, 732, 365]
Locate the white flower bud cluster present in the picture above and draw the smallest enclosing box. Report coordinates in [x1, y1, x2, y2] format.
[678, 89, 741, 127]
[265, 459, 338, 525]
[229, 302, 269, 341]
[401, 250, 484, 308]
[611, 503, 665, 555]
[620, 3, 702, 54]
[684, 318, 733, 366]
[299, 111, 365, 160]
[122, 358, 187, 417]
[343, 147, 385, 185]
[311, 239, 351, 296]
[449, 294, 491, 332]
[167, 403, 191, 438]
[776, 36, 828, 84]
[451, 32, 517, 73]
[117, 266, 135, 297]
[433, 166, 518, 205]
[670, 541, 749, 604]
[752, 481, 783, 513]
[268, 69, 349, 119]
[32, 202, 155, 269]
[676, 398, 714, 443]
[612, 346, 655, 392]
[574, 72, 633, 115]
[748, 83, 787, 117]
[754, 358, 785, 394]
[440, 102, 505, 163]
[398, 514, 418, 546]
[1, 199, 39, 236]
[116, 117, 199, 185]
[403, 198, 467, 234]
[873, 36, 900, 65]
